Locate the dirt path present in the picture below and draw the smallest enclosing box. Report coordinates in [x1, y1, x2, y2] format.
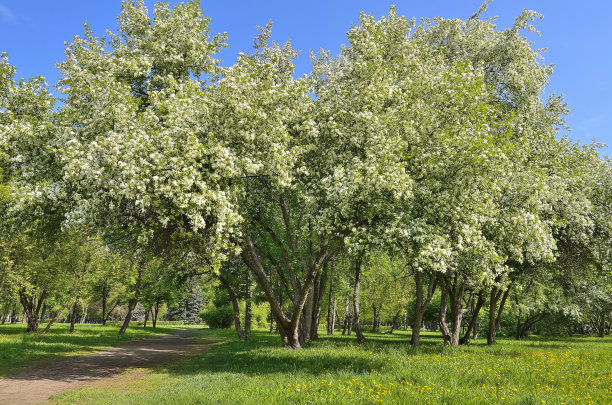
[0, 329, 212, 405]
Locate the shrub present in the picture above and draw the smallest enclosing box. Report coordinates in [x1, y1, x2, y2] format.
[200, 306, 233, 329]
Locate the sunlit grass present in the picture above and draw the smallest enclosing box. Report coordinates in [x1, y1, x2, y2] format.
[0, 322, 190, 377]
[51, 328, 612, 404]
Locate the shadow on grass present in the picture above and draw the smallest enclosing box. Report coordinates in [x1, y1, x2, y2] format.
[0, 323, 178, 377]
[158, 328, 612, 380]
[156, 329, 451, 378]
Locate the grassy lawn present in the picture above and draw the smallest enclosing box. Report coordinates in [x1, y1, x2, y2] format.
[50, 328, 612, 404]
[0, 322, 191, 377]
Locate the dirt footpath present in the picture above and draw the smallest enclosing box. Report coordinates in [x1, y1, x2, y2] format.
[0, 329, 211, 405]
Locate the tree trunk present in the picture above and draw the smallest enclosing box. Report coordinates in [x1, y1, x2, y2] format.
[218, 273, 246, 341]
[596, 313, 606, 338]
[311, 264, 327, 341]
[101, 292, 108, 326]
[410, 270, 437, 347]
[119, 265, 145, 335]
[80, 301, 88, 324]
[245, 271, 252, 335]
[352, 254, 365, 345]
[69, 300, 78, 333]
[143, 308, 149, 328]
[438, 282, 452, 345]
[438, 273, 468, 346]
[326, 277, 335, 335]
[389, 310, 401, 334]
[372, 303, 380, 332]
[460, 290, 484, 345]
[342, 292, 351, 336]
[488, 285, 506, 345]
[152, 298, 160, 328]
[19, 290, 46, 333]
[241, 234, 330, 349]
[301, 285, 314, 344]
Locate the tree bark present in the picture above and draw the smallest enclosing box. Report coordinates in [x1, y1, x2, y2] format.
[487, 285, 509, 345]
[326, 277, 335, 335]
[218, 273, 246, 341]
[101, 290, 108, 326]
[371, 303, 380, 332]
[460, 289, 484, 345]
[311, 264, 327, 341]
[410, 270, 437, 346]
[342, 292, 351, 336]
[19, 290, 47, 333]
[152, 298, 160, 328]
[438, 273, 467, 346]
[103, 300, 119, 325]
[516, 311, 546, 340]
[389, 310, 401, 334]
[301, 284, 314, 344]
[439, 282, 451, 345]
[241, 234, 330, 349]
[244, 271, 252, 335]
[119, 265, 144, 335]
[80, 301, 88, 324]
[69, 300, 78, 333]
[352, 253, 366, 344]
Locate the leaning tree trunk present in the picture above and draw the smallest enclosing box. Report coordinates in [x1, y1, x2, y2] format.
[460, 290, 484, 345]
[42, 288, 78, 335]
[488, 285, 509, 345]
[119, 265, 145, 335]
[352, 254, 366, 345]
[218, 273, 246, 341]
[79, 302, 88, 324]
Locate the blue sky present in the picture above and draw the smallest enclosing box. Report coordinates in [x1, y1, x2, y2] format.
[0, 0, 610, 156]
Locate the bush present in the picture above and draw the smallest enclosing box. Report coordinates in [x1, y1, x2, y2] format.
[200, 306, 233, 329]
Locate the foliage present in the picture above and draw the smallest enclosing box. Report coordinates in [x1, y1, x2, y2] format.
[200, 306, 233, 329]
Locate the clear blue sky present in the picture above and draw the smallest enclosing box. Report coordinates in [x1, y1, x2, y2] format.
[0, 0, 610, 156]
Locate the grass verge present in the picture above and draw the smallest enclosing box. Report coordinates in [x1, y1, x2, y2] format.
[0, 322, 194, 377]
[50, 328, 612, 404]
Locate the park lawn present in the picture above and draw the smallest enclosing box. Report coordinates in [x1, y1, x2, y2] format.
[0, 322, 192, 377]
[51, 328, 612, 404]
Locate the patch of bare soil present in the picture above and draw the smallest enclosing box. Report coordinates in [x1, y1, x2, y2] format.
[0, 329, 211, 405]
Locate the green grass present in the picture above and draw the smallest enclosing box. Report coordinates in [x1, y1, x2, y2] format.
[50, 328, 612, 404]
[0, 322, 192, 377]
